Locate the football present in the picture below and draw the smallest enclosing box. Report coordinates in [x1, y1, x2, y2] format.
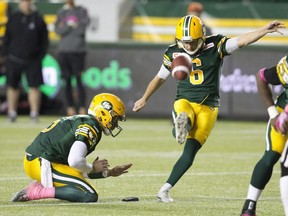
[171, 53, 192, 80]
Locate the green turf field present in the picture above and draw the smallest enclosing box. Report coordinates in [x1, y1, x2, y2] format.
[0, 116, 284, 216]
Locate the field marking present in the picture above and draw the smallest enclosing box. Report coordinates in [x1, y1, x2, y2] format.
[0, 170, 281, 181]
[0, 120, 266, 133]
[0, 194, 280, 209]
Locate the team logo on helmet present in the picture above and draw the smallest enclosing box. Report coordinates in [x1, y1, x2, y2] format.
[101, 101, 113, 111]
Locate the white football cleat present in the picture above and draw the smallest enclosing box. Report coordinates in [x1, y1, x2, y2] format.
[157, 190, 174, 203]
[175, 112, 188, 144]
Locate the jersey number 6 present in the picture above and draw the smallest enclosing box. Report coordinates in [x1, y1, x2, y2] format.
[190, 58, 204, 85]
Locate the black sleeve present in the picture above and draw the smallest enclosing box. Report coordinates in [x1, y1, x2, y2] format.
[37, 14, 49, 59]
[2, 14, 12, 56]
[263, 66, 281, 85]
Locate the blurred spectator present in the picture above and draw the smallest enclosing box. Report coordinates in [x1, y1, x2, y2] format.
[54, 0, 90, 116]
[3, 0, 48, 122]
[0, 0, 12, 76]
[187, 2, 213, 36]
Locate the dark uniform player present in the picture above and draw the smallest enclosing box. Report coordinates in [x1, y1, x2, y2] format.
[133, 15, 285, 203]
[241, 55, 288, 216]
[12, 93, 132, 203]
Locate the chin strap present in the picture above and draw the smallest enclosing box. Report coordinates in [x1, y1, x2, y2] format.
[177, 40, 203, 55]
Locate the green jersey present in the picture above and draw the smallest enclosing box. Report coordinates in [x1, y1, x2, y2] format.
[163, 34, 230, 107]
[26, 115, 102, 164]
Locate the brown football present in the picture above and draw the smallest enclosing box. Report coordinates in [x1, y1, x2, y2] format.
[171, 53, 192, 80]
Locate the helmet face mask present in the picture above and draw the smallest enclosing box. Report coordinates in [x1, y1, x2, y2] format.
[105, 109, 126, 137]
[88, 93, 126, 137]
[175, 15, 206, 55]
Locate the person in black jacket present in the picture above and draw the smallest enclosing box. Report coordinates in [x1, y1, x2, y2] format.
[3, 0, 48, 122]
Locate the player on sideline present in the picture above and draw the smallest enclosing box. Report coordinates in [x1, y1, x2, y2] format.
[240, 55, 288, 216]
[132, 15, 285, 203]
[277, 104, 288, 216]
[12, 93, 132, 203]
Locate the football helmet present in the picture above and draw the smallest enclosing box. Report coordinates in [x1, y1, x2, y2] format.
[276, 55, 288, 85]
[88, 93, 126, 137]
[175, 15, 206, 55]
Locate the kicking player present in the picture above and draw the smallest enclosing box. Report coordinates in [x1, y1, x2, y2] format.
[132, 15, 285, 203]
[12, 93, 132, 203]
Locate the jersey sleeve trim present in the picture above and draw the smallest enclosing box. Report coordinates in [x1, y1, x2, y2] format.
[75, 124, 98, 147]
[217, 36, 230, 59]
[163, 53, 172, 69]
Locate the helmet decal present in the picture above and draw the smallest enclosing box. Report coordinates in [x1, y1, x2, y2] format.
[183, 16, 192, 38]
[101, 101, 113, 111]
[88, 93, 126, 137]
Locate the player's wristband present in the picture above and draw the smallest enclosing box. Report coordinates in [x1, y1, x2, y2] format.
[267, 105, 279, 119]
[87, 172, 106, 179]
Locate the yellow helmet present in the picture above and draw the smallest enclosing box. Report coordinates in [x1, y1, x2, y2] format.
[88, 93, 126, 137]
[175, 15, 206, 55]
[276, 55, 288, 85]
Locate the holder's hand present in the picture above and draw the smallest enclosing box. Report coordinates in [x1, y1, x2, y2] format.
[91, 157, 109, 173]
[109, 164, 133, 177]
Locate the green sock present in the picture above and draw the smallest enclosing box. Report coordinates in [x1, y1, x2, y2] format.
[167, 138, 201, 186]
[251, 151, 280, 189]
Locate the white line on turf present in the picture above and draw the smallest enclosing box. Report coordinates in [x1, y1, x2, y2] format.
[0, 194, 280, 208]
[0, 170, 281, 181]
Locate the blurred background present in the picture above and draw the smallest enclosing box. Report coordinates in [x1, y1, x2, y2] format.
[0, 0, 287, 119]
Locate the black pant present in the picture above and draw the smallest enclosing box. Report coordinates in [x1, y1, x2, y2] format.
[58, 52, 86, 108]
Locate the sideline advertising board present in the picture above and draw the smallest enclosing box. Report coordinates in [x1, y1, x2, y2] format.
[0, 44, 285, 119]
